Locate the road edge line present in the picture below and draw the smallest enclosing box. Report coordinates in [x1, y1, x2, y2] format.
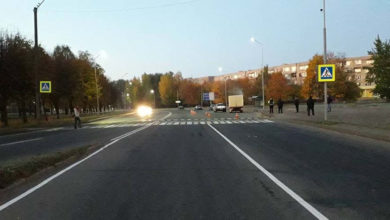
[207, 124, 328, 220]
[0, 112, 172, 212]
[0, 138, 43, 147]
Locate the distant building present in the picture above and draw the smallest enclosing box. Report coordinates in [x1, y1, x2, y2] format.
[192, 55, 377, 98]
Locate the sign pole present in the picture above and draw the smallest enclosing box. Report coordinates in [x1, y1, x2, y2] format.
[322, 0, 328, 121]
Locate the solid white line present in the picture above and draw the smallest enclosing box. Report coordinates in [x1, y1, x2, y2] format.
[0, 112, 172, 212]
[207, 124, 328, 220]
[43, 127, 64, 132]
[0, 138, 43, 147]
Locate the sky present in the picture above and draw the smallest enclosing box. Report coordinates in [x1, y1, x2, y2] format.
[1, 0, 390, 80]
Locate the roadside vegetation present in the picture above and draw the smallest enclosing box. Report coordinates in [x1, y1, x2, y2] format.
[0, 31, 125, 127]
[0, 145, 92, 189]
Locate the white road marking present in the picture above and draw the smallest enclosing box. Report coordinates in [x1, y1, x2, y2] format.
[44, 127, 64, 132]
[174, 122, 180, 125]
[0, 112, 172, 212]
[187, 121, 192, 125]
[180, 121, 186, 125]
[213, 121, 219, 124]
[226, 120, 233, 124]
[207, 124, 328, 220]
[200, 121, 206, 125]
[0, 138, 43, 147]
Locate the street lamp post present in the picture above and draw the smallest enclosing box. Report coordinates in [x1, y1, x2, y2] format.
[321, 0, 328, 121]
[218, 67, 227, 105]
[250, 37, 265, 110]
[33, 0, 46, 119]
[150, 89, 156, 108]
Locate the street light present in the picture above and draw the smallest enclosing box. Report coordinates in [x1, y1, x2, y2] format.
[250, 37, 265, 110]
[33, 0, 46, 119]
[218, 67, 227, 105]
[150, 89, 156, 108]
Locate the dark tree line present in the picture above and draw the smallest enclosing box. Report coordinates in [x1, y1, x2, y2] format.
[0, 32, 123, 127]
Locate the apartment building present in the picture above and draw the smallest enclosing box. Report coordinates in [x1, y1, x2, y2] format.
[192, 56, 376, 98]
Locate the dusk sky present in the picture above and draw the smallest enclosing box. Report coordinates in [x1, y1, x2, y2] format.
[1, 0, 390, 80]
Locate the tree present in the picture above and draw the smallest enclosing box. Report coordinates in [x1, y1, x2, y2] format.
[0, 33, 34, 124]
[158, 73, 177, 106]
[179, 79, 200, 106]
[211, 80, 225, 103]
[366, 36, 390, 100]
[328, 57, 361, 101]
[266, 72, 291, 100]
[301, 55, 323, 98]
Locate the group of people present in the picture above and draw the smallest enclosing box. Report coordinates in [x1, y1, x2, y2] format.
[268, 95, 333, 116]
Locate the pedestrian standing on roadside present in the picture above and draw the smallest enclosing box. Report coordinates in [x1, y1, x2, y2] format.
[294, 97, 300, 113]
[277, 98, 284, 114]
[307, 96, 315, 116]
[327, 95, 333, 112]
[73, 106, 82, 129]
[268, 98, 274, 114]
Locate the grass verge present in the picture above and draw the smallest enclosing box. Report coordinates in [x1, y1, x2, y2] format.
[0, 145, 91, 189]
[0, 110, 129, 135]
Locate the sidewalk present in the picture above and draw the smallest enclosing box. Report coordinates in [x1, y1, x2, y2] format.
[0, 110, 130, 136]
[254, 102, 390, 142]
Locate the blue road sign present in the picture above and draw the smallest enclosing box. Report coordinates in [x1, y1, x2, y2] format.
[40, 81, 51, 93]
[318, 64, 336, 82]
[203, 93, 210, 101]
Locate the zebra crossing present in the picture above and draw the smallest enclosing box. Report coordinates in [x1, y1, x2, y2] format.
[80, 118, 273, 129]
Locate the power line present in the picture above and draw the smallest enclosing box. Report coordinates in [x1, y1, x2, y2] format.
[48, 0, 201, 13]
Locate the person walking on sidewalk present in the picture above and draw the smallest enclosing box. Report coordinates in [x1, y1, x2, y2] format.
[73, 106, 82, 129]
[307, 96, 315, 116]
[268, 98, 274, 114]
[277, 98, 284, 114]
[327, 95, 333, 112]
[294, 97, 299, 113]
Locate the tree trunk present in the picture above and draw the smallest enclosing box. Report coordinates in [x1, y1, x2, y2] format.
[54, 102, 60, 119]
[0, 101, 8, 127]
[21, 99, 27, 123]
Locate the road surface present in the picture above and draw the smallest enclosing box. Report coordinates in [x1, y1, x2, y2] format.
[0, 108, 389, 219]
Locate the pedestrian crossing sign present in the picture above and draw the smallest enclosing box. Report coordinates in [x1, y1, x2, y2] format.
[318, 64, 336, 82]
[40, 81, 51, 93]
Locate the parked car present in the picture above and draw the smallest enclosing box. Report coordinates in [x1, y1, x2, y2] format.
[194, 105, 203, 110]
[213, 103, 226, 112]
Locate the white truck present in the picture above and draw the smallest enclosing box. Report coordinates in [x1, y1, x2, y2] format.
[228, 95, 244, 113]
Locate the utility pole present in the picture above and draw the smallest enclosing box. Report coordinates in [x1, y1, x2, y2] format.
[224, 78, 227, 105]
[261, 46, 265, 110]
[250, 37, 265, 109]
[322, 0, 328, 121]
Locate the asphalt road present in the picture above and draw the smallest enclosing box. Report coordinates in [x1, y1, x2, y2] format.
[0, 108, 389, 219]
